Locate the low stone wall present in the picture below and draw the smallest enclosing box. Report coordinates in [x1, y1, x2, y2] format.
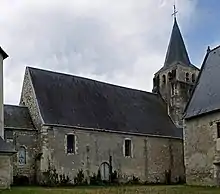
[0, 155, 12, 188]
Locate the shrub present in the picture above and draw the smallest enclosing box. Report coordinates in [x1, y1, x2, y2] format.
[74, 169, 86, 185]
[126, 175, 140, 185]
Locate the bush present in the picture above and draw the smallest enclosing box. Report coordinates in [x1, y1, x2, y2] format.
[89, 170, 103, 186]
[126, 175, 140, 185]
[74, 169, 86, 185]
[42, 167, 59, 186]
[110, 170, 119, 184]
[59, 174, 71, 186]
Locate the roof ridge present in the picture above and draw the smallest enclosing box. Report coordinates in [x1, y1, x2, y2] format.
[209, 44, 220, 53]
[27, 66, 157, 96]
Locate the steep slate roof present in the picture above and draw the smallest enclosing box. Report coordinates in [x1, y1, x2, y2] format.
[28, 67, 181, 138]
[162, 18, 193, 70]
[4, 105, 34, 129]
[185, 46, 220, 119]
[164, 18, 191, 66]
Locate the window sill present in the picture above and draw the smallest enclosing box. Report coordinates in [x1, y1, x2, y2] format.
[124, 156, 132, 158]
[17, 164, 27, 167]
[66, 153, 77, 156]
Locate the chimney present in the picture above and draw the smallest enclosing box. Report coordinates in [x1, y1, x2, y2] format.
[0, 47, 8, 139]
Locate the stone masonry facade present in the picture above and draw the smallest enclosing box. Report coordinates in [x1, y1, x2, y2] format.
[184, 111, 220, 186]
[39, 125, 184, 183]
[0, 155, 13, 188]
[153, 63, 199, 129]
[4, 129, 38, 183]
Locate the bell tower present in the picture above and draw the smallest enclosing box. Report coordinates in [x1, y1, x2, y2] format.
[152, 13, 199, 128]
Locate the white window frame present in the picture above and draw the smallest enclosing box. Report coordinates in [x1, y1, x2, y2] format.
[65, 133, 78, 155]
[123, 138, 133, 158]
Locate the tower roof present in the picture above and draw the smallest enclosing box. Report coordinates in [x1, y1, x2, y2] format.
[164, 18, 191, 68]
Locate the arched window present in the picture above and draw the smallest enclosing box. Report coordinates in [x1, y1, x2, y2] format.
[162, 75, 166, 84]
[192, 74, 196, 83]
[185, 72, 189, 82]
[168, 72, 172, 81]
[18, 146, 26, 165]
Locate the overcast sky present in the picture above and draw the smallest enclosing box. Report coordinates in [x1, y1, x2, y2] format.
[0, 0, 218, 104]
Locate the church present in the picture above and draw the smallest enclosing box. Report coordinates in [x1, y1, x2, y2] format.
[0, 16, 202, 188]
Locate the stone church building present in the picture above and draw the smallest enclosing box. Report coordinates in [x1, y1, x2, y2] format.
[0, 17, 202, 188]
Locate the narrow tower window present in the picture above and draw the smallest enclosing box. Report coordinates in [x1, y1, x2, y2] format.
[217, 122, 220, 138]
[162, 75, 166, 84]
[185, 72, 189, 82]
[168, 72, 173, 81]
[172, 69, 176, 79]
[192, 74, 196, 83]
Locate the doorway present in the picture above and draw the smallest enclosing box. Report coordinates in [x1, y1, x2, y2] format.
[100, 162, 110, 181]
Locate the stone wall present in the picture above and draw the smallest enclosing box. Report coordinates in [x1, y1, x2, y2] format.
[19, 68, 44, 183]
[20, 68, 43, 129]
[153, 64, 199, 128]
[0, 155, 12, 188]
[4, 129, 38, 183]
[184, 111, 220, 186]
[40, 126, 184, 184]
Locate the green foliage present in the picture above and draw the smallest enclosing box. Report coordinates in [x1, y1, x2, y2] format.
[59, 174, 70, 186]
[89, 170, 102, 185]
[73, 169, 86, 185]
[42, 167, 59, 187]
[110, 170, 119, 184]
[125, 175, 140, 185]
[41, 160, 71, 187]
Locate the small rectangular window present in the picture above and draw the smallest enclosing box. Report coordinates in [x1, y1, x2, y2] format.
[217, 123, 220, 138]
[67, 135, 75, 154]
[124, 139, 132, 157]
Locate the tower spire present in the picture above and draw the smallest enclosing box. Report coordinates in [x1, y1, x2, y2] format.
[163, 7, 191, 68]
[172, 2, 178, 19]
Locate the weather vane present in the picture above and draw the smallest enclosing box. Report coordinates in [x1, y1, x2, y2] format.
[172, 1, 178, 18]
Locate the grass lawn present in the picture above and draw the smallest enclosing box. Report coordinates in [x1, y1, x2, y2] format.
[1, 185, 220, 194]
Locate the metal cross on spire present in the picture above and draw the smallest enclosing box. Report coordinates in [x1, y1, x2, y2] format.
[172, 2, 178, 18]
